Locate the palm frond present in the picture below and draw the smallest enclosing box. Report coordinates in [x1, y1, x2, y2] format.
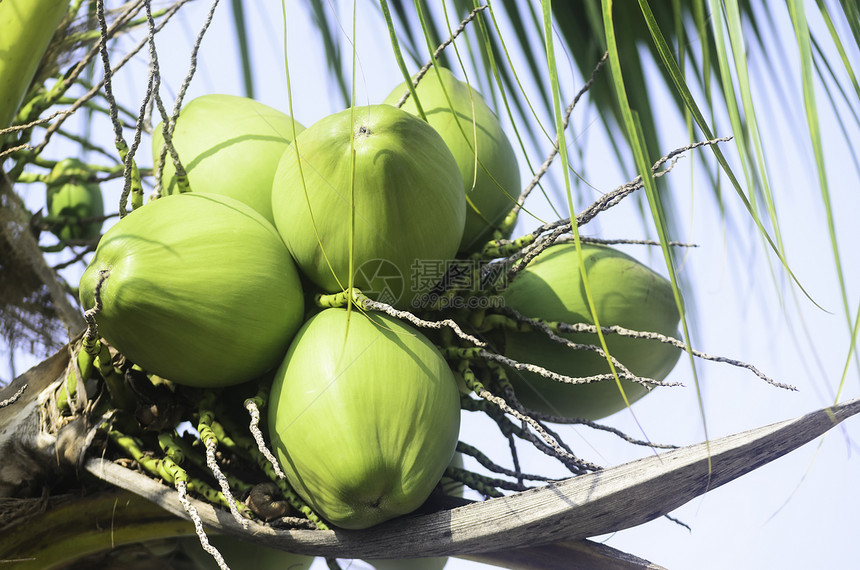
[229, 0, 254, 98]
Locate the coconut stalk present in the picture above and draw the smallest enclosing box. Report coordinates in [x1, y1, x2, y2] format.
[2, 344, 857, 568]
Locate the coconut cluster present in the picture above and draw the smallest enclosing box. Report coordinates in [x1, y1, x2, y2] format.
[78, 69, 683, 531]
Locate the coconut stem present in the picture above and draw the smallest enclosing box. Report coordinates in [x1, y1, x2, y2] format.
[83, 269, 109, 349]
[316, 288, 489, 347]
[446, 345, 664, 388]
[107, 425, 245, 514]
[244, 398, 286, 479]
[479, 311, 656, 385]
[20, 1, 190, 163]
[455, 441, 555, 483]
[496, 305, 792, 391]
[153, 0, 222, 199]
[198, 406, 250, 528]
[79, 269, 137, 410]
[176, 478, 230, 570]
[461, 394, 579, 475]
[492, 379, 679, 450]
[226, 404, 329, 530]
[497, 136, 734, 290]
[95, 0, 144, 215]
[458, 361, 601, 473]
[444, 465, 505, 497]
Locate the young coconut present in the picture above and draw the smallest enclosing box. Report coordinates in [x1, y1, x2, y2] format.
[267, 308, 461, 530]
[384, 67, 520, 253]
[79, 193, 304, 388]
[362, 453, 465, 570]
[45, 158, 104, 242]
[152, 94, 305, 224]
[271, 104, 465, 308]
[501, 243, 682, 420]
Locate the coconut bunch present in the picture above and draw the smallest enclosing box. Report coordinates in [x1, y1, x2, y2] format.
[74, 68, 683, 538]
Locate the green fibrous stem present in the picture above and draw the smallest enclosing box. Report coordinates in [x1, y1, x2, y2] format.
[55, 348, 100, 417]
[196, 395, 219, 447]
[166, 428, 256, 501]
[244, 384, 269, 411]
[108, 428, 175, 482]
[195, 401, 256, 523]
[443, 466, 506, 497]
[57, 342, 95, 415]
[117, 140, 144, 210]
[203, 405, 328, 529]
[82, 327, 100, 358]
[93, 342, 136, 411]
[230, 422, 329, 530]
[445, 346, 486, 364]
[474, 233, 536, 260]
[473, 312, 531, 333]
[497, 208, 520, 238]
[56, 343, 94, 414]
[457, 358, 487, 394]
[206, 419, 253, 464]
[56, 371, 77, 415]
[486, 360, 514, 390]
[107, 428, 248, 514]
[78, 268, 137, 409]
[157, 431, 186, 465]
[455, 441, 555, 483]
[169, 429, 255, 495]
[315, 288, 364, 308]
[198, 395, 254, 461]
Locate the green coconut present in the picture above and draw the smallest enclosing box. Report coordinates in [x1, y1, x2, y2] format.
[45, 158, 104, 242]
[271, 104, 465, 308]
[363, 453, 464, 570]
[501, 243, 682, 420]
[152, 94, 304, 223]
[384, 67, 520, 254]
[79, 193, 304, 387]
[267, 308, 461, 530]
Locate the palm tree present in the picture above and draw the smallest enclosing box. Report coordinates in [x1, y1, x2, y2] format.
[1, 1, 858, 568]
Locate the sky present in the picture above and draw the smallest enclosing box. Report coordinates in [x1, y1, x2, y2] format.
[9, 1, 860, 569]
